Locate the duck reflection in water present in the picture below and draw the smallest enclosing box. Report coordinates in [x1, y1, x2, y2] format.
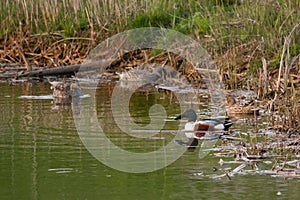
[174, 109, 233, 152]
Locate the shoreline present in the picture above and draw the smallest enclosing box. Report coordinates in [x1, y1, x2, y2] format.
[1, 1, 299, 130]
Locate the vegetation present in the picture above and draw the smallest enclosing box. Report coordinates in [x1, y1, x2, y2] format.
[0, 0, 300, 130]
[1, 1, 299, 65]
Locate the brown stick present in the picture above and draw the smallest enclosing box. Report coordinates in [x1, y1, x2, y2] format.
[16, 41, 32, 71]
[261, 57, 268, 98]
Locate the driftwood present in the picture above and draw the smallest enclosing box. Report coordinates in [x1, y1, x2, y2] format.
[16, 60, 109, 78]
[18, 63, 81, 77]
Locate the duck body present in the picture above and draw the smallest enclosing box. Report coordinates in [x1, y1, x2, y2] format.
[183, 118, 232, 138]
[174, 109, 233, 151]
[228, 105, 259, 115]
[49, 79, 82, 105]
[175, 109, 232, 132]
[226, 96, 259, 115]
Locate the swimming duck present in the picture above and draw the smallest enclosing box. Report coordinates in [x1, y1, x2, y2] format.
[226, 96, 259, 115]
[49, 79, 82, 105]
[174, 109, 233, 151]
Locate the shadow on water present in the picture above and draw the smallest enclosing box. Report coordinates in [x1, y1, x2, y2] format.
[0, 82, 299, 199]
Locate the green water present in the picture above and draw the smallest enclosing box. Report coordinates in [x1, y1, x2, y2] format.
[0, 82, 299, 200]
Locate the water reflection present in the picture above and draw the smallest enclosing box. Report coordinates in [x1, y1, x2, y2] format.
[0, 82, 299, 199]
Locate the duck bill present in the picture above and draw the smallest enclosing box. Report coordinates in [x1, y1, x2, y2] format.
[174, 114, 182, 120]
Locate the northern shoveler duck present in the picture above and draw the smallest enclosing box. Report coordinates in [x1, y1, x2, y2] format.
[49, 79, 82, 105]
[226, 96, 259, 115]
[174, 109, 233, 151]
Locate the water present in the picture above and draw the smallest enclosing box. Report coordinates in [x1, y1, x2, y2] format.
[0, 82, 299, 200]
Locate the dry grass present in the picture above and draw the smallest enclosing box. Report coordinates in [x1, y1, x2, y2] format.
[1, 1, 300, 130]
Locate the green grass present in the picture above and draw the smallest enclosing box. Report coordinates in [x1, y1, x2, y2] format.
[1, 0, 300, 74]
[1, 0, 300, 130]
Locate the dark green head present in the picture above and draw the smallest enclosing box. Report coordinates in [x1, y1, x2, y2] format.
[174, 109, 197, 122]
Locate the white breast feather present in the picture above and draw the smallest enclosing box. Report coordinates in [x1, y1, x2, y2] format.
[185, 122, 195, 131]
[214, 124, 225, 130]
[184, 122, 196, 138]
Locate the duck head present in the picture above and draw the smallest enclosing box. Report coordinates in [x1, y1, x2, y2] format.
[174, 109, 197, 122]
[226, 95, 237, 106]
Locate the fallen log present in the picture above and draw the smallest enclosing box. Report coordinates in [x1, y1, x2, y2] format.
[17, 63, 81, 77]
[16, 60, 111, 78]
